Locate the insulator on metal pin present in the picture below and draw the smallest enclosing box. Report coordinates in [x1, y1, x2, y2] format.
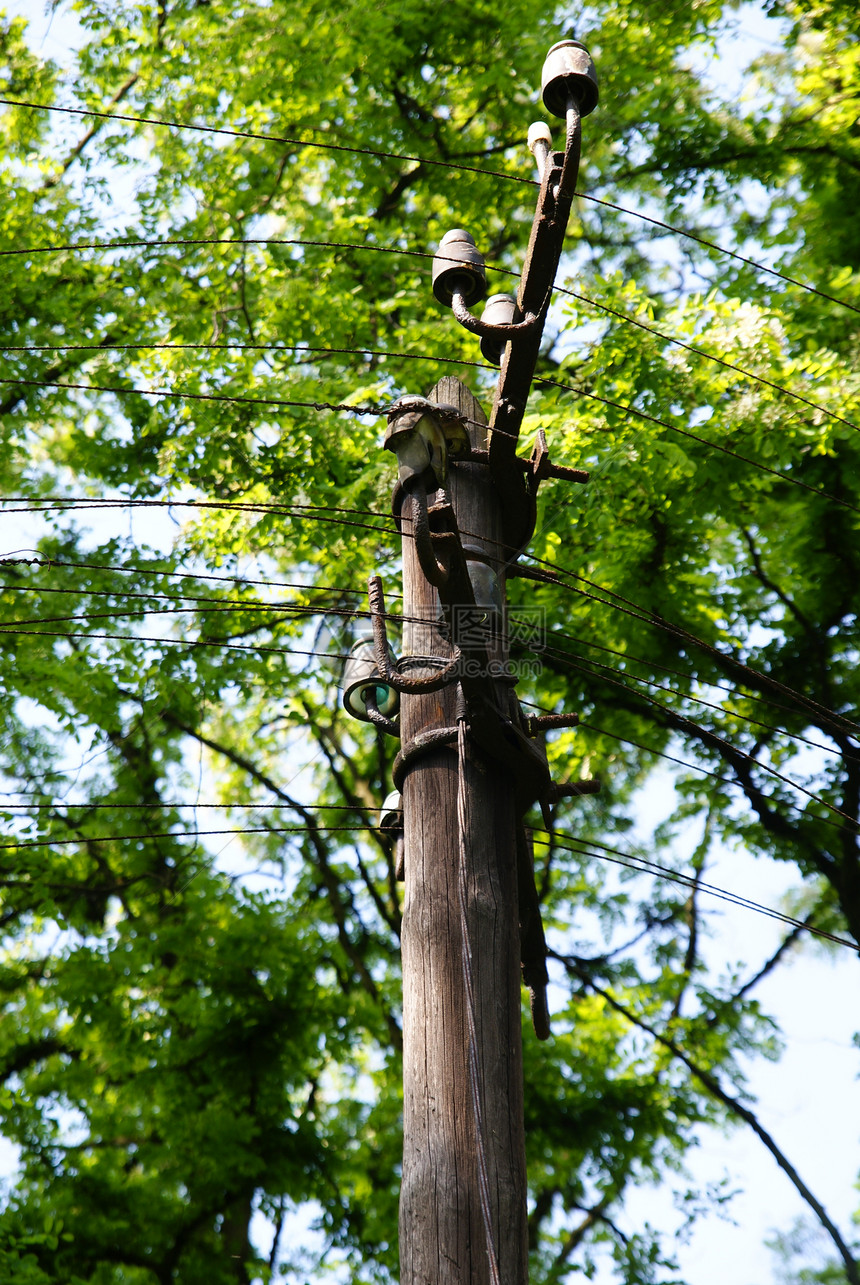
[527, 121, 553, 181]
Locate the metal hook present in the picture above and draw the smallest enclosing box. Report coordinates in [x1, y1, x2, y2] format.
[362, 686, 400, 737]
[409, 476, 455, 589]
[368, 575, 462, 694]
[450, 288, 541, 342]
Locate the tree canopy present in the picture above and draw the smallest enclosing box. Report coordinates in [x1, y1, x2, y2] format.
[0, 0, 858, 1281]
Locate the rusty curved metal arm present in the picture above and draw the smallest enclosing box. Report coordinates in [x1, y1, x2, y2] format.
[450, 288, 541, 340]
[408, 476, 454, 588]
[362, 687, 400, 737]
[368, 575, 462, 694]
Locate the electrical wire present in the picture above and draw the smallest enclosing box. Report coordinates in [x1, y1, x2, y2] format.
[1, 582, 366, 616]
[537, 634, 848, 759]
[0, 824, 377, 853]
[0, 553, 370, 596]
[533, 829, 857, 952]
[0, 495, 399, 529]
[536, 638, 860, 826]
[0, 96, 534, 186]
[579, 192, 860, 319]
[0, 225, 851, 439]
[0, 625, 350, 662]
[0, 801, 376, 810]
[0, 374, 521, 444]
[3, 816, 852, 954]
[5, 96, 859, 317]
[0, 373, 388, 417]
[534, 622, 850, 753]
[4, 325, 854, 440]
[5, 511, 853, 771]
[531, 372, 860, 518]
[518, 550, 860, 741]
[3, 362, 852, 511]
[551, 282, 860, 435]
[3, 542, 853, 772]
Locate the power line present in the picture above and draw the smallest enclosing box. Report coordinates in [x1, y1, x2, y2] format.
[0, 96, 534, 186]
[537, 622, 848, 749]
[0, 226, 851, 439]
[0, 373, 388, 417]
[532, 373, 860, 517]
[2, 571, 847, 785]
[4, 364, 853, 511]
[552, 283, 860, 435]
[536, 830, 857, 952]
[580, 192, 860, 319]
[4, 325, 854, 441]
[5, 97, 858, 317]
[0, 553, 370, 596]
[520, 551, 860, 741]
[0, 824, 377, 853]
[0, 801, 376, 810]
[537, 634, 847, 759]
[0, 495, 399, 528]
[4, 543, 851, 757]
[0, 626, 350, 662]
[0, 374, 519, 444]
[538, 641, 860, 826]
[0, 235, 438, 263]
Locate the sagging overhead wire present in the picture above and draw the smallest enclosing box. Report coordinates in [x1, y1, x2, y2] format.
[519, 548, 860, 742]
[2, 367, 855, 514]
[4, 484, 852, 761]
[0, 373, 389, 418]
[1, 608, 855, 833]
[0, 232, 853, 439]
[4, 96, 860, 317]
[535, 638, 860, 827]
[0, 818, 851, 953]
[3, 524, 853, 759]
[536, 634, 849, 760]
[532, 372, 860, 518]
[0, 96, 535, 187]
[0, 552, 370, 597]
[0, 496, 400, 532]
[0, 625, 354, 663]
[0, 825, 377, 853]
[534, 829, 858, 953]
[4, 326, 855, 442]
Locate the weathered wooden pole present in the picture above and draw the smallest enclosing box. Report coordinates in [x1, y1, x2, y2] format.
[397, 375, 528, 1285]
[392, 39, 600, 1282]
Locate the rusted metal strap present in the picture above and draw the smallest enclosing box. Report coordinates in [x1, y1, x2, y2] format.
[392, 725, 459, 792]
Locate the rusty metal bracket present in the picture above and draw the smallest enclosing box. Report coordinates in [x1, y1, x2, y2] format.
[484, 106, 586, 555]
[450, 288, 541, 344]
[363, 688, 400, 738]
[392, 725, 460, 793]
[526, 428, 589, 494]
[525, 712, 580, 736]
[517, 826, 551, 1040]
[547, 779, 601, 802]
[368, 574, 462, 694]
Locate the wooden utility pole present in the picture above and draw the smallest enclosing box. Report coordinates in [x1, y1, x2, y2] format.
[398, 376, 527, 1285]
[346, 37, 599, 1285]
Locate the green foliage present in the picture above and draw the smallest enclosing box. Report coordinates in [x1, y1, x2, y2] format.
[0, 0, 858, 1281]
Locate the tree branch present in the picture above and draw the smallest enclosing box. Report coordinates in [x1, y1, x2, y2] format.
[559, 956, 860, 1285]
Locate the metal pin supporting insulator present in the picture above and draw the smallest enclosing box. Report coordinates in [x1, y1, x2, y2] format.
[527, 121, 553, 181]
